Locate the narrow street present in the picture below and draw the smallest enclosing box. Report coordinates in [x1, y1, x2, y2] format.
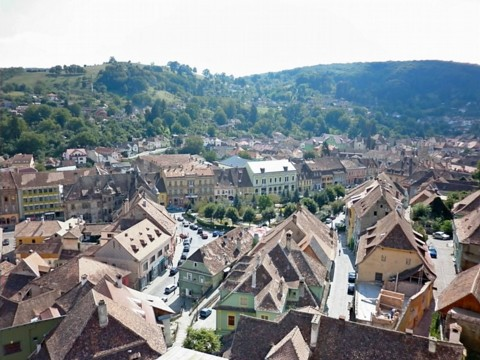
[326, 228, 355, 320]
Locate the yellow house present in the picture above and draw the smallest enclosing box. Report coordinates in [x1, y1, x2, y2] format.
[356, 209, 435, 283]
[14, 219, 65, 247]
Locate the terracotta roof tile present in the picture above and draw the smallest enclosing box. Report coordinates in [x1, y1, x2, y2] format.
[436, 263, 480, 313]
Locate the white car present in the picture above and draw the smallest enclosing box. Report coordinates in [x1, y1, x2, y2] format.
[432, 231, 450, 240]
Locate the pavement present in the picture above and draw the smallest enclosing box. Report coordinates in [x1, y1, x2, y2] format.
[325, 226, 355, 320]
[143, 214, 221, 348]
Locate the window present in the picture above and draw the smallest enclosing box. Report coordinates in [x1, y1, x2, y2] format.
[143, 262, 148, 271]
[375, 272, 383, 281]
[228, 315, 235, 327]
[406, 258, 411, 265]
[240, 297, 248, 306]
[158, 250, 163, 257]
[150, 255, 155, 264]
[260, 315, 268, 320]
[381, 255, 386, 262]
[374, 211, 377, 216]
[187, 272, 192, 281]
[3, 341, 21, 355]
[200, 276, 204, 284]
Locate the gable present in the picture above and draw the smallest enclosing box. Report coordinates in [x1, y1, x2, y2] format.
[94, 239, 136, 262]
[382, 224, 417, 251]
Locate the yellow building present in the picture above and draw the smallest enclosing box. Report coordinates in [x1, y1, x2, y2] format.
[356, 210, 434, 283]
[14, 219, 65, 247]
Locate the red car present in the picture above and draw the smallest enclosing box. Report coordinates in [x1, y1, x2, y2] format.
[201, 233, 208, 239]
[179, 233, 188, 239]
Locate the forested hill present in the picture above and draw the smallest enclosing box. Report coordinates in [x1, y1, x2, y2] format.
[249, 61, 480, 116]
[1, 59, 480, 160]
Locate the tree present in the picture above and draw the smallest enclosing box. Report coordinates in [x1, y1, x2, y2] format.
[16, 132, 46, 157]
[258, 195, 273, 211]
[203, 203, 217, 219]
[183, 328, 220, 355]
[321, 141, 330, 156]
[225, 207, 239, 223]
[411, 203, 432, 221]
[180, 136, 204, 155]
[214, 204, 226, 220]
[292, 189, 300, 203]
[325, 186, 336, 202]
[440, 220, 453, 235]
[207, 125, 216, 137]
[333, 184, 345, 198]
[203, 150, 217, 163]
[283, 203, 297, 218]
[301, 198, 318, 214]
[213, 108, 227, 125]
[248, 104, 258, 123]
[303, 150, 316, 160]
[233, 193, 242, 210]
[261, 207, 276, 224]
[243, 207, 256, 224]
[237, 150, 252, 160]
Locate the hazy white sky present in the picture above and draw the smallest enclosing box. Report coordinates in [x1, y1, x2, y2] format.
[0, 0, 479, 76]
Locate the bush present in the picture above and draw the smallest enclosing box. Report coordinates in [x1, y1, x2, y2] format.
[183, 327, 221, 354]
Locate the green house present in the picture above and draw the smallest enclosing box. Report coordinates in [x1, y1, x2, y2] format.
[0, 318, 62, 360]
[215, 230, 328, 335]
[178, 228, 254, 299]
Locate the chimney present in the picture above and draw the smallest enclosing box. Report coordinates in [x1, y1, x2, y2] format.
[292, 214, 297, 224]
[299, 277, 305, 297]
[329, 222, 334, 238]
[428, 337, 437, 353]
[81, 274, 88, 286]
[236, 237, 242, 252]
[97, 299, 108, 328]
[286, 230, 292, 252]
[115, 274, 123, 288]
[448, 323, 462, 343]
[143, 199, 147, 207]
[124, 198, 129, 213]
[252, 268, 257, 289]
[310, 314, 321, 348]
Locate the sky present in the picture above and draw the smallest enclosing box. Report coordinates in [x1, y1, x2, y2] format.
[0, 0, 479, 77]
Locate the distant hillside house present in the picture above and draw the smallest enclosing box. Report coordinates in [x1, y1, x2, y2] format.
[63, 148, 87, 165]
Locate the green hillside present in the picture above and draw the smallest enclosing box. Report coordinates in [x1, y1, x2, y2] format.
[1, 59, 479, 162]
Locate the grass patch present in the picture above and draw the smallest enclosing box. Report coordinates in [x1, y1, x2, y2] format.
[429, 311, 441, 339]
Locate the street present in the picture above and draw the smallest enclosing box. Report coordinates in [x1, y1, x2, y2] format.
[143, 213, 219, 314]
[427, 236, 457, 297]
[326, 217, 355, 320]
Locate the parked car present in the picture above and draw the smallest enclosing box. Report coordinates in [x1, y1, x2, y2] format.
[164, 284, 177, 294]
[190, 224, 198, 230]
[212, 231, 219, 237]
[169, 267, 179, 276]
[181, 253, 188, 260]
[180, 233, 188, 239]
[183, 245, 190, 253]
[197, 227, 203, 234]
[177, 259, 184, 267]
[183, 239, 190, 245]
[433, 231, 450, 240]
[2, 239, 9, 246]
[177, 216, 184, 222]
[347, 283, 355, 295]
[183, 221, 190, 227]
[428, 246, 437, 259]
[348, 272, 356, 283]
[199, 308, 212, 319]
